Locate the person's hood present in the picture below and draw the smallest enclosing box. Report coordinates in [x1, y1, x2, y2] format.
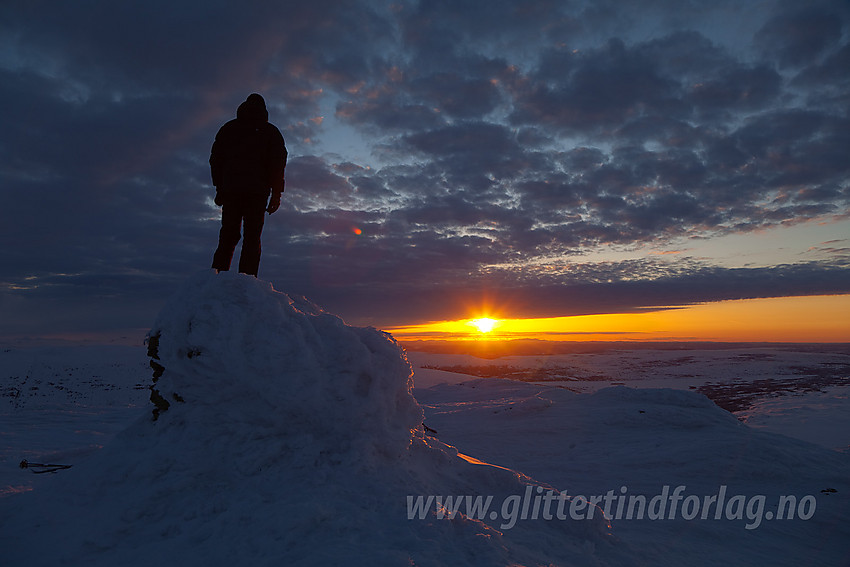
[236, 93, 269, 122]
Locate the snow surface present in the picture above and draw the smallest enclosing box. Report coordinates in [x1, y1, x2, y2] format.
[736, 386, 850, 450]
[409, 346, 850, 452]
[0, 271, 848, 565]
[0, 272, 622, 566]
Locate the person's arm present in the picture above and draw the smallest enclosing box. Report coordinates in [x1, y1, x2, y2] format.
[210, 129, 225, 205]
[267, 128, 288, 214]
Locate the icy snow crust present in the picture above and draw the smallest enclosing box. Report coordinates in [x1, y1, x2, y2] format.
[0, 272, 626, 566]
[149, 271, 424, 466]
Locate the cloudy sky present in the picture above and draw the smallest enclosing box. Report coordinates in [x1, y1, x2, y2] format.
[1, 0, 848, 342]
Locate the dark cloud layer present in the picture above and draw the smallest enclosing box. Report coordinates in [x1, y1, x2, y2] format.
[1, 0, 848, 337]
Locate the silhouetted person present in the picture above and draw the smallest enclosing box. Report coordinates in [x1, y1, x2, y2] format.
[210, 93, 287, 276]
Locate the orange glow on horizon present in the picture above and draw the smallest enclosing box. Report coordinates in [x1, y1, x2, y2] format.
[385, 294, 850, 343]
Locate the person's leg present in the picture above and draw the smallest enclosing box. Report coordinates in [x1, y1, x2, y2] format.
[211, 199, 244, 271]
[238, 195, 269, 276]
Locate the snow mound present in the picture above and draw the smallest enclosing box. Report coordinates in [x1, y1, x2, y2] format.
[147, 270, 423, 468]
[0, 272, 629, 566]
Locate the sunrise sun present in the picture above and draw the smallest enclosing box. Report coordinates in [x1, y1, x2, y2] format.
[469, 317, 498, 334]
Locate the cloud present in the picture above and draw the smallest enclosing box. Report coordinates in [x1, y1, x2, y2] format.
[287, 257, 850, 325]
[0, 0, 849, 336]
[755, 5, 844, 69]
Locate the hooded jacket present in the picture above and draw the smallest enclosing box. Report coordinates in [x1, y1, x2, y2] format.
[210, 94, 287, 198]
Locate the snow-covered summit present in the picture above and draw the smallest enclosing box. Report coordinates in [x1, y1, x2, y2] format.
[1, 271, 624, 566]
[146, 270, 423, 467]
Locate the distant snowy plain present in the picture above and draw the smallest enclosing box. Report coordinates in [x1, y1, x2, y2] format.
[1, 273, 848, 565]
